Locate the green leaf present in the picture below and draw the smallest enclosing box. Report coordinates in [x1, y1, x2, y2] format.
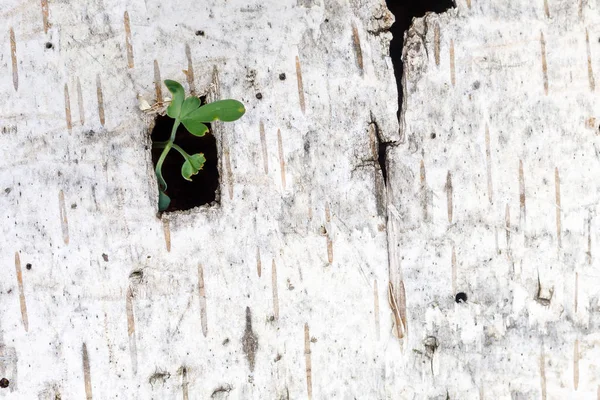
[180, 96, 200, 118]
[165, 80, 185, 119]
[181, 153, 206, 181]
[181, 118, 209, 137]
[158, 190, 170, 211]
[185, 99, 245, 123]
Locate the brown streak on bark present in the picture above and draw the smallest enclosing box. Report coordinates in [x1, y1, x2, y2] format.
[41, 0, 50, 33]
[540, 32, 549, 95]
[587, 214, 592, 265]
[398, 280, 407, 337]
[485, 124, 493, 203]
[14, 252, 28, 332]
[10, 28, 18, 91]
[182, 367, 189, 400]
[555, 167, 561, 249]
[574, 339, 579, 390]
[325, 204, 333, 264]
[586, 29, 595, 91]
[272, 260, 279, 320]
[59, 190, 69, 245]
[495, 227, 500, 255]
[420, 160, 428, 221]
[451, 246, 457, 294]
[185, 43, 196, 95]
[326, 235, 333, 264]
[82, 343, 92, 399]
[64, 84, 72, 133]
[505, 204, 511, 257]
[124, 11, 134, 68]
[374, 280, 380, 340]
[369, 122, 378, 160]
[446, 171, 453, 223]
[304, 323, 312, 400]
[77, 78, 85, 126]
[154, 60, 163, 102]
[162, 218, 171, 252]
[543, 0, 550, 18]
[224, 148, 233, 200]
[519, 159, 526, 229]
[540, 346, 547, 400]
[277, 129, 286, 189]
[256, 248, 262, 277]
[126, 289, 135, 336]
[198, 264, 208, 337]
[260, 121, 268, 174]
[450, 39, 455, 86]
[434, 23, 440, 66]
[96, 75, 105, 126]
[352, 23, 363, 73]
[388, 281, 406, 339]
[125, 289, 137, 375]
[295, 56, 306, 114]
[210, 65, 220, 101]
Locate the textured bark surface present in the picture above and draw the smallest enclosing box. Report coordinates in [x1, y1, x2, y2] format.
[387, 1, 600, 398]
[0, 0, 397, 398]
[2, 0, 600, 399]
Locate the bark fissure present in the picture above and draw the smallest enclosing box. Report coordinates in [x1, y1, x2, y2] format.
[384, 0, 456, 120]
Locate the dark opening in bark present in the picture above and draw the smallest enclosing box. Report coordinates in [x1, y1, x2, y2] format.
[150, 99, 218, 212]
[455, 292, 468, 303]
[385, 0, 456, 118]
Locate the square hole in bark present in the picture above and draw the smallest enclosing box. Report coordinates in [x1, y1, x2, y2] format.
[150, 100, 218, 212]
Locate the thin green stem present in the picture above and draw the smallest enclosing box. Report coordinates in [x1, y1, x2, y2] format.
[155, 120, 180, 190]
[153, 140, 189, 160]
[153, 140, 169, 148]
[171, 144, 190, 160]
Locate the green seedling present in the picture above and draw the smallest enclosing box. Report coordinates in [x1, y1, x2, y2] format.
[155, 79, 245, 211]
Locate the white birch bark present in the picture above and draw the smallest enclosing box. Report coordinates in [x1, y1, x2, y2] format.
[387, 1, 600, 398]
[2, 0, 599, 399]
[0, 0, 397, 398]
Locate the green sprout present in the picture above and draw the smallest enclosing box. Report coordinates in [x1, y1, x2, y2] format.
[155, 79, 245, 211]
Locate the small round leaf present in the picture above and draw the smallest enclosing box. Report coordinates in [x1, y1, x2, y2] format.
[181, 153, 206, 181]
[164, 80, 185, 119]
[181, 118, 209, 137]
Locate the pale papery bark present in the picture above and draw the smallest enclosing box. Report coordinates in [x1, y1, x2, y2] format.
[1, 0, 599, 399]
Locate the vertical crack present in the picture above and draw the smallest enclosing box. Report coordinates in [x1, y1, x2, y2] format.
[369, 113, 396, 186]
[385, 0, 456, 119]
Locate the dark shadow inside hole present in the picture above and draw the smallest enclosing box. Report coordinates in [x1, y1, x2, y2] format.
[385, 0, 456, 119]
[378, 141, 388, 183]
[150, 100, 218, 212]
